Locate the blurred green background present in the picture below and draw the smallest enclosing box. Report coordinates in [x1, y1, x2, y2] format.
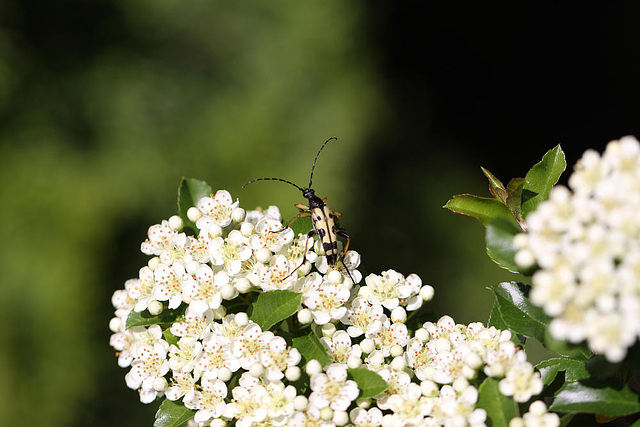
[3, 2, 640, 425]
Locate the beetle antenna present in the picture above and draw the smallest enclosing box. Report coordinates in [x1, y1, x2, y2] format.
[308, 136, 337, 188]
[242, 177, 304, 192]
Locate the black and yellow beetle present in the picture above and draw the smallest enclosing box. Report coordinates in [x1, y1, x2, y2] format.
[242, 136, 352, 279]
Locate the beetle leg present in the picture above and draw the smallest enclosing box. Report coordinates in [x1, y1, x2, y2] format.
[283, 229, 315, 279]
[336, 230, 350, 254]
[271, 210, 311, 233]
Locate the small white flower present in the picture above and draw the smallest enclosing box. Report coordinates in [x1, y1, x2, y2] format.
[125, 341, 170, 403]
[152, 262, 187, 309]
[385, 382, 432, 425]
[183, 264, 228, 313]
[367, 319, 409, 358]
[165, 371, 197, 402]
[259, 336, 302, 382]
[170, 306, 213, 342]
[510, 400, 560, 427]
[257, 254, 297, 291]
[498, 360, 543, 402]
[195, 190, 239, 232]
[249, 216, 295, 253]
[341, 297, 384, 338]
[360, 270, 412, 310]
[303, 281, 351, 325]
[209, 230, 252, 275]
[185, 371, 228, 423]
[262, 381, 298, 425]
[309, 363, 360, 411]
[584, 310, 637, 363]
[129, 266, 156, 313]
[321, 330, 362, 364]
[349, 407, 383, 426]
[168, 339, 202, 373]
[141, 220, 178, 256]
[231, 322, 271, 370]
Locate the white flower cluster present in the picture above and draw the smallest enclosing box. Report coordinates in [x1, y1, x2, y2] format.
[110, 189, 547, 426]
[509, 400, 559, 427]
[515, 136, 640, 363]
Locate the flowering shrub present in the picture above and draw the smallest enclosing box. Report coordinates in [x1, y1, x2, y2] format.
[447, 136, 640, 426]
[111, 136, 640, 426]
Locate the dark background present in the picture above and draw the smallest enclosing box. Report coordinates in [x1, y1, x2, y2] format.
[1, 2, 638, 425]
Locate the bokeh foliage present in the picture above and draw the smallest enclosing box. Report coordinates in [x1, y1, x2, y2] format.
[0, 1, 510, 426]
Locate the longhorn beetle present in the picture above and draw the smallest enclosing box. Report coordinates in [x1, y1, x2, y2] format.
[242, 136, 353, 281]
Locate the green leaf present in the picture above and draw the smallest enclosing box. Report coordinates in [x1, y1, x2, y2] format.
[490, 282, 550, 343]
[488, 300, 508, 330]
[444, 194, 517, 227]
[163, 329, 179, 347]
[249, 290, 302, 331]
[550, 381, 640, 417]
[347, 367, 387, 399]
[292, 332, 331, 366]
[476, 377, 519, 427]
[154, 399, 195, 427]
[290, 215, 313, 236]
[178, 177, 213, 231]
[535, 358, 589, 386]
[543, 329, 592, 360]
[521, 145, 566, 217]
[505, 178, 526, 227]
[125, 307, 185, 329]
[481, 167, 508, 202]
[487, 301, 523, 347]
[486, 218, 522, 273]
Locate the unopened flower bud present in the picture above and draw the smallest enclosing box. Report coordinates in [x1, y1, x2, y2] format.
[187, 207, 202, 222]
[320, 407, 333, 421]
[153, 377, 168, 392]
[231, 207, 245, 222]
[297, 308, 313, 324]
[321, 323, 336, 337]
[168, 215, 183, 231]
[240, 221, 254, 236]
[234, 312, 249, 326]
[293, 395, 308, 411]
[360, 338, 375, 354]
[148, 300, 163, 316]
[391, 307, 407, 323]
[285, 366, 301, 382]
[333, 410, 349, 426]
[306, 359, 322, 376]
[255, 248, 272, 263]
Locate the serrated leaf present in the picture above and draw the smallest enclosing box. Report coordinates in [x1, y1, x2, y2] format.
[487, 301, 523, 347]
[125, 307, 185, 329]
[290, 215, 313, 236]
[481, 167, 508, 202]
[292, 332, 331, 366]
[347, 367, 387, 399]
[444, 194, 516, 227]
[550, 381, 640, 417]
[488, 300, 508, 330]
[178, 177, 213, 231]
[154, 399, 195, 427]
[476, 377, 519, 427]
[505, 178, 526, 227]
[249, 290, 302, 330]
[486, 218, 523, 273]
[543, 329, 592, 360]
[490, 282, 550, 343]
[521, 145, 566, 217]
[535, 358, 589, 386]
